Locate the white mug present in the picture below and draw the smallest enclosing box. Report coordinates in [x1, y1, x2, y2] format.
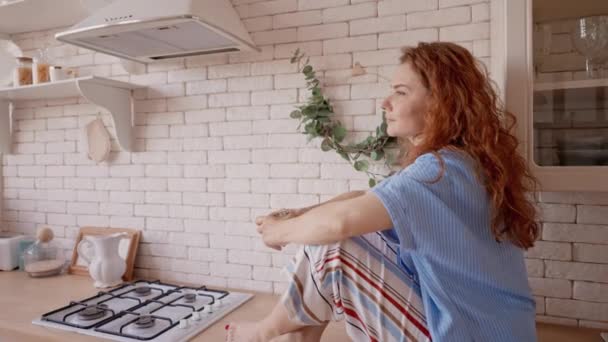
[50, 66, 67, 82]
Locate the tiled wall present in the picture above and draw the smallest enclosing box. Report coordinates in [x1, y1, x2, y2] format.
[1, 0, 607, 329]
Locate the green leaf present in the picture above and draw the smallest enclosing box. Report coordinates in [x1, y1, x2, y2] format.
[380, 122, 388, 135]
[354, 160, 369, 171]
[368, 178, 376, 188]
[333, 125, 347, 143]
[303, 65, 313, 74]
[371, 150, 384, 161]
[290, 110, 302, 119]
[321, 138, 332, 152]
[338, 151, 350, 162]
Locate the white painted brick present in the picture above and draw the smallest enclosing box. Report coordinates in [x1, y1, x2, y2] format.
[18, 166, 45, 177]
[577, 205, 608, 225]
[111, 191, 145, 204]
[379, 28, 438, 49]
[47, 190, 77, 201]
[77, 190, 109, 202]
[525, 241, 572, 261]
[189, 248, 227, 262]
[146, 192, 182, 205]
[146, 59, 185, 73]
[171, 260, 209, 274]
[77, 166, 109, 178]
[252, 149, 298, 163]
[546, 298, 608, 322]
[47, 214, 76, 226]
[5, 177, 35, 189]
[274, 41, 323, 59]
[145, 112, 183, 125]
[270, 164, 319, 178]
[77, 215, 110, 227]
[46, 142, 76, 153]
[46, 166, 76, 177]
[136, 99, 168, 113]
[18, 211, 45, 224]
[210, 234, 253, 250]
[573, 243, 608, 263]
[184, 165, 225, 178]
[251, 59, 298, 76]
[130, 152, 167, 165]
[135, 256, 171, 270]
[135, 204, 168, 217]
[209, 121, 252, 136]
[35, 130, 65, 142]
[167, 95, 208, 111]
[228, 76, 273, 92]
[110, 165, 144, 178]
[170, 124, 209, 138]
[473, 39, 490, 57]
[324, 35, 377, 54]
[15, 131, 33, 143]
[252, 266, 284, 282]
[243, 16, 273, 32]
[4, 154, 34, 165]
[5, 199, 35, 211]
[229, 250, 272, 266]
[246, 0, 297, 17]
[110, 216, 144, 229]
[210, 262, 252, 279]
[230, 46, 275, 64]
[351, 83, 390, 99]
[208, 179, 251, 193]
[274, 10, 322, 29]
[145, 165, 182, 178]
[538, 203, 576, 223]
[539, 192, 608, 205]
[208, 150, 251, 164]
[378, 0, 438, 16]
[168, 152, 206, 165]
[146, 217, 183, 231]
[546, 261, 608, 283]
[67, 202, 98, 215]
[525, 258, 544, 277]
[321, 163, 369, 180]
[226, 164, 270, 178]
[130, 178, 168, 192]
[252, 119, 299, 134]
[574, 282, 608, 302]
[166, 179, 206, 193]
[407, 7, 471, 29]
[129, 72, 167, 86]
[208, 63, 250, 79]
[185, 109, 226, 123]
[353, 49, 401, 67]
[146, 137, 183, 151]
[17, 119, 45, 131]
[34, 106, 63, 119]
[440, 22, 490, 42]
[168, 232, 209, 247]
[252, 28, 297, 45]
[168, 68, 206, 83]
[14, 143, 45, 154]
[309, 54, 353, 71]
[350, 15, 406, 36]
[226, 193, 269, 208]
[298, 179, 349, 194]
[322, 3, 377, 23]
[528, 277, 571, 298]
[209, 92, 250, 108]
[439, 0, 485, 8]
[472, 3, 489, 22]
[543, 223, 608, 244]
[185, 54, 229, 68]
[267, 133, 309, 147]
[274, 73, 306, 89]
[99, 203, 133, 216]
[184, 219, 226, 233]
[64, 178, 93, 190]
[297, 23, 348, 41]
[224, 221, 259, 237]
[140, 243, 187, 258]
[183, 137, 224, 151]
[270, 194, 319, 208]
[183, 193, 225, 206]
[298, 0, 347, 10]
[185, 80, 226, 96]
[146, 84, 185, 99]
[224, 135, 268, 149]
[169, 205, 208, 219]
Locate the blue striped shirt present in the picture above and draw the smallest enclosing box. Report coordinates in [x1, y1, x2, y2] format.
[371, 149, 537, 342]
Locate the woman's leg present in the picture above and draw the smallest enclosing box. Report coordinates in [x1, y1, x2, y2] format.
[227, 233, 429, 342]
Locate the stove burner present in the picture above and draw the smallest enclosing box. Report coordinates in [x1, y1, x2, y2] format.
[134, 286, 152, 297]
[77, 304, 108, 321]
[184, 293, 197, 303]
[133, 315, 155, 329]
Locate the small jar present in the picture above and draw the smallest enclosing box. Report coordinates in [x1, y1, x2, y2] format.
[33, 56, 50, 84]
[13, 56, 33, 87]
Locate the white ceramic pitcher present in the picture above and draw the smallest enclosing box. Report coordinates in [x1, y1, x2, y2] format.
[77, 233, 128, 288]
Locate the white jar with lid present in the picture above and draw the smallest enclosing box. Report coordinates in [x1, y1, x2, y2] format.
[13, 56, 32, 87]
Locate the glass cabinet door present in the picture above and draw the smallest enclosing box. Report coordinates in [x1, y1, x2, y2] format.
[531, 0, 608, 166]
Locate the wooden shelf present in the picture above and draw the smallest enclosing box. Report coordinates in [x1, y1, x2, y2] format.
[0, 0, 86, 35]
[0, 76, 142, 153]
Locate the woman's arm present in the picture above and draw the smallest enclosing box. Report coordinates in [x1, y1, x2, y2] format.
[259, 192, 393, 246]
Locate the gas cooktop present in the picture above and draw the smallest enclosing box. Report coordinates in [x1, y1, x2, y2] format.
[32, 280, 253, 341]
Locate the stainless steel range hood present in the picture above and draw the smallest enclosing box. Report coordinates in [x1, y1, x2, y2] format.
[55, 0, 259, 63]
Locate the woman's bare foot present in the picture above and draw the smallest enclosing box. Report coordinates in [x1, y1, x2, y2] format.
[225, 321, 278, 342]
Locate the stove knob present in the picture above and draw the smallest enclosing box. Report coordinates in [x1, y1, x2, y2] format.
[179, 319, 189, 329]
[191, 311, 201, 321]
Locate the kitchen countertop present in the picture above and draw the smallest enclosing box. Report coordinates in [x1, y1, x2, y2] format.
[0, 272, 604, 342]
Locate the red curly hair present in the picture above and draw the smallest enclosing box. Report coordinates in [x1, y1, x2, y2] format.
[399, 42, 539, 249]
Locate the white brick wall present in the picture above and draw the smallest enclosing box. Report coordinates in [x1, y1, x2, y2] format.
[2, 0, 606, 329]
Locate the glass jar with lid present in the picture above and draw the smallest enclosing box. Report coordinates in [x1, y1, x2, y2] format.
[13, 56, 32, 87]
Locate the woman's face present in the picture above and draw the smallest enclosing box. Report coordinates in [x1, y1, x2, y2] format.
[381, 62, 430, 144]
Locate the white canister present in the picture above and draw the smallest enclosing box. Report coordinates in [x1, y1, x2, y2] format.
[49, 66, 66, 82]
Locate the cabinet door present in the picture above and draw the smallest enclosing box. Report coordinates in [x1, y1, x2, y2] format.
[500, 0, 608, 191]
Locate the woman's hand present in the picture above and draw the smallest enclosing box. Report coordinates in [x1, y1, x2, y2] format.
[255, 208, 303, 250]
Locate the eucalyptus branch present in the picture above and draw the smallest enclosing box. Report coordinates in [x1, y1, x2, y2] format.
[289, 49, 399, 187]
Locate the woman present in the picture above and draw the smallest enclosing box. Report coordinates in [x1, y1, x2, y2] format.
[226, 42, 539, 342]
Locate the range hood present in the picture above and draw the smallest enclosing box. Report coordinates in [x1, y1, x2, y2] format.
[55, 0, 259, 63]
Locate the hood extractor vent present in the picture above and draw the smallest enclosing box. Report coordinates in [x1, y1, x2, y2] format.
[56, 0, 258, 63]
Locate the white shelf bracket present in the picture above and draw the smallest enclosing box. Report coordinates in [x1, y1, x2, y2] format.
[0, 100, 11, 153]
[77, 80, 134, 152]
